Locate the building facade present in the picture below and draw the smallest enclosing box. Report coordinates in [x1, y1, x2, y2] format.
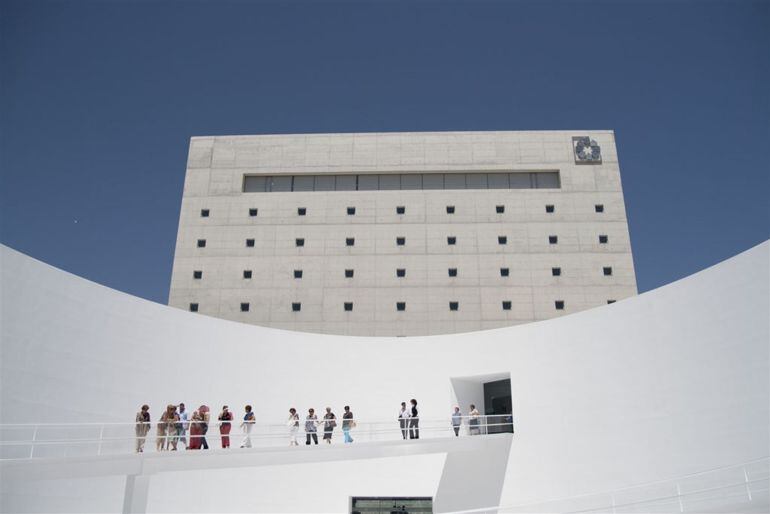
[168, 131, 637, 336]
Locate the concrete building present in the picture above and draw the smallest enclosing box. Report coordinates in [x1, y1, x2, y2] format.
[168, 131, 637, 336]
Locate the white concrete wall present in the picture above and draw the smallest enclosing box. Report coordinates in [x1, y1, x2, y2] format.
[1, 241, 767, 512]
[169, 131, 637, 335]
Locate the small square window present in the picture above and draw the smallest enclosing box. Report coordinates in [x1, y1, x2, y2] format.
[291, 302, 301, 312]
[294, 269, 303, 279]
[396, 206, 405, 215]
[552, 267, 561, 277]
[500, 267, 510, 277]
[240, 303, 250, 312]
[446, 205, 455, 214]
[496, 205, 505, 214]
[295, 238, 305, 247]
[548, 235, 558, 244]
[607, 299, 617, 304]
[189, 303, 199, 312]
[595, 204, 604, 213]
[344, 302, 353, 312]
[447, 236, 456, 245]
[246, 239, 255, 247]
[449, 301, 459, 311]
[396, 237, 406, 246]
[347, 207, 356, 215]
[603, 266, 613, 276]
[502, 301, 512, 310]
[193, 270, 202, 279]
[545, 205, 555, 213]
[599, 235, 609, 244]
[249, 208, 258, 217]
[555, 300, 565, 310]
[297, 207, 307, 216]
[448, 268, 457, 277]
[200, 209, 210, 217]
[498, 236, 507, 245]
[243, 270, 252, 279]
[344, 269, 354, 278]
[396, 302, 406, 311]
[346, 237, 355, 246]
[197, 239, 206, 248]
[396, 268, 406, 278]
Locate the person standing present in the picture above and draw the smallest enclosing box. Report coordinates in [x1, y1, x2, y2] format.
[409, 399, 419, 439]
[322, 407, 336, 444]
[240, 405, 255, 448]
[156, 406, 171, 451]
[188, 411, 202, 450]
[469, 404, 481, 435]
[177, 403, 189, 449]
[451, 406, 462, 436]
[287, 408, 300, 446]
[218, 405, 233, 448]
[135, 405, 151, 453]
[199, 405, 210, 449]
[342, 405, 354, 444]
[398, 402, 409, 440]
[305, 408, 319, 445]
[166, 405, 181, 450]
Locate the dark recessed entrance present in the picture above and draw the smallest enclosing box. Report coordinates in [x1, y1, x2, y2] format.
[484, 378, 513, 434]
[351, 497, 432, 514]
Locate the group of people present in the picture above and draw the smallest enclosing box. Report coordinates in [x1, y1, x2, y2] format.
[135, 400, 488, 453]
[134, 403, 257, 452]
[288, 406, 355, 446]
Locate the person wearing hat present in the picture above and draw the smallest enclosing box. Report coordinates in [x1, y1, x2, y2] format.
[134, 404, 151, 453]
[218, 405, 233, 448]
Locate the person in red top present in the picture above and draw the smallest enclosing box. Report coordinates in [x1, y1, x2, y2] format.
[188, 410, 202, 450]
[218, 405, 233, 448]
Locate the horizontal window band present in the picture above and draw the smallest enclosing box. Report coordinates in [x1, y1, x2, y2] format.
[242, 171, 560, 192]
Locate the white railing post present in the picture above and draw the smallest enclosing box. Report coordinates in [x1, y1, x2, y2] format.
[611, 493, 616, 514]
[743, 467, 752, 501]
[97, 424, 105, 456]
[29, 425, 39, 458]
[676, 483, 684, 512]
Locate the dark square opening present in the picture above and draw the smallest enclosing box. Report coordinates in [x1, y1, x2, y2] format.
[396, 302, 406, 311]
[246, 239, 255, 247]
[189, 303, 199, 312]
[502, 301, 512, 310]
[555, 300, 565, 310]
[595, 204, 604, 213]
[294, 269, 303, 279]
[396, 206, 405, 214]
[345, 269, 354, 278]
[344, 302, 353, 312]
[446, 205, 455, 214]
[243, 270, 252, 279]
[295, 238, 304, 247]
[552, 267, 561, 276]
[249, 208, 258, 217]
[498, 236, 507, 245]
[548, 235, 558, 244]
[240, 303, 250, 312]
[346, 237, 355, 246]
[291, 302, 301, 312]
[197, 239, 206, 248]
[447, 236, 456, 245]
[496, 205, 505, 214]
[200, 209, 210, 217]
[347, 207, 356, 215]
[500, 267, 510, 277]
[603, 266, 613, 276]
[599, 235, 609, 244]
[449, 301, 459, 311]
[607, 299, 617, 304]
[297, 207, 307, 216]
[193, 270, 202, 279]
[545, 204, 555, 213]
[448, 268, 457, 277]
[396, 268, 406, 277]
[396, 237, 406, 246]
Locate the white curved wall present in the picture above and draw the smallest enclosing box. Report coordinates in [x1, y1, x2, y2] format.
[1, 242, 768, 513]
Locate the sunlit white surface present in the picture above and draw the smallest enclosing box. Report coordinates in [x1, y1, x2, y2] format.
[1, 241, 768, 513]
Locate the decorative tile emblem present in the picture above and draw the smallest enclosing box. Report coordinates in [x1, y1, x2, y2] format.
[572, 136, 602, 164]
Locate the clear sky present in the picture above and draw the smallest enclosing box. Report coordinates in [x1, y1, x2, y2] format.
[1, 0, 768, 304]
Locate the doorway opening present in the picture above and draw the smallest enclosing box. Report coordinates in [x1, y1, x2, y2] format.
[351, 497, 432, 514]
[450, 373, 513, 434]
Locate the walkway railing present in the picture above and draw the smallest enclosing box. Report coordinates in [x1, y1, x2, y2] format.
[0, 415, 513, 460]
[444, 456, 770, 514]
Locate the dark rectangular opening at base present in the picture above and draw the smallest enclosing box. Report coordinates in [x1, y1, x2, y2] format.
[351, 497, 433, 514]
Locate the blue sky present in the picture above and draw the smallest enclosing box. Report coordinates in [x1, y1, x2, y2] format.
[1, 0, 768, 304]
